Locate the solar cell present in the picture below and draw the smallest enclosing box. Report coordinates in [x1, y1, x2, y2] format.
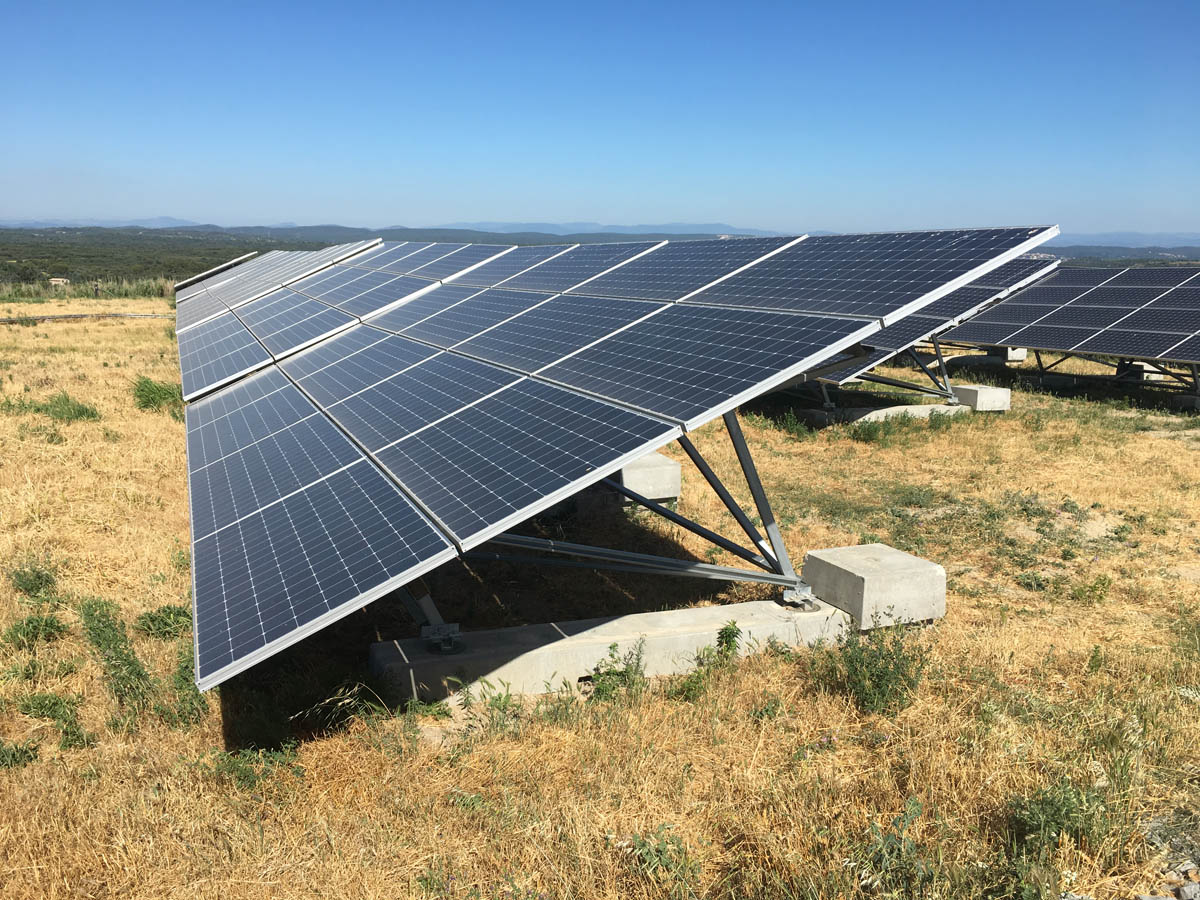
[1071, 330, 1191, 358]
[498, 241, 661, 293]
[970, 256, 1059, 289]
[283, 332, 439, 407]
[408, 244, 513, 281]
[1036, 268, 1121, 287]
[334, 276, 440, 319]
[325, 354, 522, 452]
[862, 315, 943, 351]
[1117, 307, 1200, 333]
[360, 283, 484, 330]
[539, 305, 871, 427]
[968, 303, 1059, 325]
[179, 311, 272, 400]
[1070, 286, 1168, 307]
[1035, 306, 1136, 328]
[451, 244, 575, 288]
[374, 379, 679, 543]
[363, 243, 466, 275]
[1141, 286, 1200, 309]
[176, 289, 231, 333]
[1103, 267, 1200, 288]
[345, 242, 430, 271]
[398, 288, 556, 348]
[273, 325, 392, 383]
[186, 368, 318, 471]
[915, 286, 1000, 321]
[1162, 336, 1200, 363]
[237, 289, 357, 358]
[940, 321, 1025, 346]
[569, 237, 794, 301]
[454, 294, 665, 373]
[193, 461, 454, 689]
[1004, 324, 1096, 351]
[684, 227, 1055, 321]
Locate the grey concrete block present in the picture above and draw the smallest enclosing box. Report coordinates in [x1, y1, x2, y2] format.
[1124, 360, 1165, 382]
[369, 600, 852, 701]
[802, 543, 946, 627]
[1003, 347, 1028, 362]
[951, 383, 1011, 411]
[619, 451, 681, 503]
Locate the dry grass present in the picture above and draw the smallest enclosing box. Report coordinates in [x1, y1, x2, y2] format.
[1, 301, 1198, 898]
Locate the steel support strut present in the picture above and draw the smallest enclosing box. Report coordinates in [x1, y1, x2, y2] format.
[473, 413, 813, 604]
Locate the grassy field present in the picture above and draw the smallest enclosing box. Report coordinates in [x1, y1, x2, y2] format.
[1, 298, 1198, 899]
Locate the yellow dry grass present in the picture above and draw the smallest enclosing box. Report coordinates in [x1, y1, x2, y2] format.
[0, 299, 1198, 899]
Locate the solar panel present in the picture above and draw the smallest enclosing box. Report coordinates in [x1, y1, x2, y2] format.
[454, 294, 665, 373]
[396, 288, 556, 348]
[451, 244, 575, 288]
[684, 227, 1055, 322]
[568, 237, 795, 301]
[497, 241, 662, 293]
[176, 288, 232, 332]
[539, 305, 872, 427]
[180, 225, 1062, 690]
[969, 256, 1061, 289]
[408, 244, 513, 281]
[205, 240, 381, 310]
[324, 353, 523, 452]
[281, 330, 439, 407]
[178, 311, 272, 401]
[236, 288, 358, 358]
[373, 379, 679, 543]
[193, 461, 454, 689]
[363, 283, 489, 332]
[944, 266, 1200, 364]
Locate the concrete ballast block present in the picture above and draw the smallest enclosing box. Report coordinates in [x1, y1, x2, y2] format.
[1003, 347, 1028, 362]
[951, 383, 1011, 411]
[802, 543, 946, 627]
[619, 451, 681, 503]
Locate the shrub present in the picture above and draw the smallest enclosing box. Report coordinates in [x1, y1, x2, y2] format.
[1007, 779, 1110, 856]
[133, 604, 191, 639]
[3, 613, 68, 650]
[852, 797, 940, 896]
[589, 639, 647, 703]
[621, 825, 700, 900]
[813, 623, 929, 716]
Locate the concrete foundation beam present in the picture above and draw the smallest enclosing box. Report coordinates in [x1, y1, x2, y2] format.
[618, 451, 681, 504]
[369, 600, 852, 702]
[793, 403, 971, 428]
[951, 383, 1011, 411]
[802, 543, 946, 628]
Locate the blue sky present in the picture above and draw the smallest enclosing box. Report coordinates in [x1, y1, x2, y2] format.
[2, 0, 1196, 233]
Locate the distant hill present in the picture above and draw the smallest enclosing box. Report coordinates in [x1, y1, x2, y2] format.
[0, 216, 200, 229]
[1047, 245, 1200, 263]
[1049, 232, 1200, 247]
[435, 221, 786, 237]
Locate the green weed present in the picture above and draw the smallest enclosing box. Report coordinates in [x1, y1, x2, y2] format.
[813, 623, 929, 716]
[3, 613, 68, 650]
[0, 739, 39, 769]
[132, 376, 183, 421]
[79, 598, 154, 713]
[7, 554, 57, 598]
[203, 744, 304, 790]
[18, 692, 93, 749]
[851, 797, 940, 896]
[620, 824, 700, 899]
[37, 391, 100, 423]
[1006, 779, 1110, 857]
[588, 639, 647, 703]
[132, 603, 191, 639]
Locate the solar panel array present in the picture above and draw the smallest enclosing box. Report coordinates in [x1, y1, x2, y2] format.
[179, 226, 1058, 688]
[943, 266, 1200, 364]
[814, 256, 1060, 384]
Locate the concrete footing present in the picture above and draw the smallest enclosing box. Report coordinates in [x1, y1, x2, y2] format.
[618, 451, 681, 504]
[802, 543, 946, 627]
[951, 383, 1011, 411]
[369, 599, 853, 702]
[793, 403, 971, 427]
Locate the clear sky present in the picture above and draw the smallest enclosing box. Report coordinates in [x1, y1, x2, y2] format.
[2, 0, 1196, 234]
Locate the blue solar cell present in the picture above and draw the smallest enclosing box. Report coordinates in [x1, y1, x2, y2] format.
[1035, 306, 1137, 329]
[286, 333, 439, 407]
[189, 405, 363, 540]
[1071, 330, 1192, 358]
[1103, 267, 1200, 288]
[1162, 336, 1200, 363]
[914, 286, 998, 321]
[940, 321, 1023, 346]
[176, 289, 230, 332]
[367, 243, 466, 274]
[451, 244, 574, 288]
[365, 283, 486, 332]
[326, 354, 521, 452]
[1148, 287, 1200, 309]
[399, 288, 555, 348]
[498, 242, 661, 293]
[570, 237, 793, 301]
[375, 379, 677, 542]
[186, 368, 316, 471]
[685, 227, 1053, 318]
[1122, 307, 1200, 334]
[1069, 286, 1169, 307]
[179, 311, 271, 400]
[193, 461, 453, 688]
[409, 245, 513, 281]
[346, 242, 431, 271]
[276, 325, 392, 382]
[1037, 268, 1122, 287]
[970, 257, 1058, 289]
[968, 303, 1058, 326]
[539, 305, 869, 425]
[863, 315, 942, 351]
[237, 288, 357, 358]
[1004, 324, 1096, 351]
[454, 294, 665, 373]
